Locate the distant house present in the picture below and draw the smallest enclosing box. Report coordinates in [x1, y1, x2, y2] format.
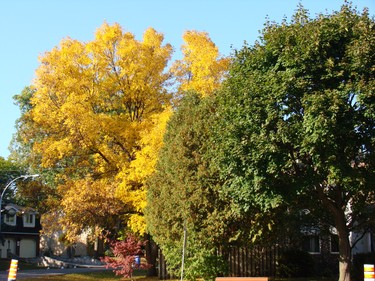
[40, 229, 90, 258]
[0, 203, 41, 258]
[351, 231, 375, 255]
[300, 224, 375, 276]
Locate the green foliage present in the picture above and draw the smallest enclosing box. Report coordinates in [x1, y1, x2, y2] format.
[10, 86, 60, 213]
[158, 234, 228, 281]
[0, 157, 39, 206]
[147, 6, 374, 281]
[212, 3, 374, 281]
[10, 86, 37, 165]
[0, 157, 23, 186]
[216, 3, 375, 206]
[145, 92, 235, 280]
[186, 253, 228, 281]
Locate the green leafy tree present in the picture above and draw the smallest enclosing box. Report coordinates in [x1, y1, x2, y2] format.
[0, 158, 26, 207]
[11, 87, 58, 213]
[0, 157, 21, 187]
[212, 4, 374, 281]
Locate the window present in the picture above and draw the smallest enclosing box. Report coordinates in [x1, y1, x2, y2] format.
[4, 214, 16, 226]
[302, 235, 320, 253]
[23, 213, 35, 227]
[330, 235, 339, 253]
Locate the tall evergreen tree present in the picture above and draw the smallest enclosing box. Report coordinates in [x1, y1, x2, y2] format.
[146, 93, 237, 280]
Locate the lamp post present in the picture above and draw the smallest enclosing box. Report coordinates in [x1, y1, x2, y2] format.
[0, 174, 39, 235]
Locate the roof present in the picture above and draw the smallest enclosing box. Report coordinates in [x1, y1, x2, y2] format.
[4, 203, 38, 214]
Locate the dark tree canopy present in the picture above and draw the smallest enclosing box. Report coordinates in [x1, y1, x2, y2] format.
[212, 4, 374, 281]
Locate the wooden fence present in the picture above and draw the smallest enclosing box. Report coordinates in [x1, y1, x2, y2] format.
[226, 246, 280, 277]
[158, 245, 282, 279]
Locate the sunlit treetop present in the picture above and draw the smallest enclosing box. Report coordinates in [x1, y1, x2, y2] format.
[172, 30, 230, 97]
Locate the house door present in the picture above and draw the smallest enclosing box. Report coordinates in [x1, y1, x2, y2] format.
[20, 239, 36, 258]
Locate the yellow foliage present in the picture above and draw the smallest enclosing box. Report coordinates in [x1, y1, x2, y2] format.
[172, 30, 230, 97]
[128, 214, 147, 236]
[58, 178, 124, 241]
[116, 107, 172, 214]
[30, 22, 173, 237]
[28, 23, 228, 238]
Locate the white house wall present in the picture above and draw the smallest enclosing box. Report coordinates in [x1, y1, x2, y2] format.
[351, 231, 374, 255]
[0, 238, 16, 258]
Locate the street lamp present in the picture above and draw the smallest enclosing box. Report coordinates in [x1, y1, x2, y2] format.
[0, 174, 40, 235]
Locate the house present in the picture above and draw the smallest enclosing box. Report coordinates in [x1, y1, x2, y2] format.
[0, 203, 41, 258]
[302, 227, 375, 255]
[300, 225, 375, 277]
[38, 211, 101, 258]
[40, 230, 90, 258]
[351, 231, 375, 255]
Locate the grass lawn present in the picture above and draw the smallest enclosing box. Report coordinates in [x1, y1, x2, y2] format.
[0, 260, 337, 281]
[17, 271, 121, 281]
[16, 274, 338, 281]
[15, 272, 158, 281]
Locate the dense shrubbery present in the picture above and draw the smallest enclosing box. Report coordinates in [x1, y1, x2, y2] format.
[277, 249, 315, 278]
[185, 253, 228, 281]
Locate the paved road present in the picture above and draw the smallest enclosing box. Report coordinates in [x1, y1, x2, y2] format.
[0, 267, 110, 280]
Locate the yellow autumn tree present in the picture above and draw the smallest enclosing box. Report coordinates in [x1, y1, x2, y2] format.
[29, 22, 173, 240]
[172, 30, 230, 97]
[116, 107, 172, 235]
[21, 24, 229, 241]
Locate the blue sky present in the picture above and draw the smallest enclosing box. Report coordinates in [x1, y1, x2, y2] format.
[0, 0, 374, 159]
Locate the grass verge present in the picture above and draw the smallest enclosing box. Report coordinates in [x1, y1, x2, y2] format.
[15, 273, 338, 281]
[14, 271, 158, 281]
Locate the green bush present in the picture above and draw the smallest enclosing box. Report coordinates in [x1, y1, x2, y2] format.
[163, 244, 228, 281]
[186, 254, 228, 281]
[277, 249, 315, 277]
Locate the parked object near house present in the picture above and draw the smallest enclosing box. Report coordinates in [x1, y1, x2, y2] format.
[0, 203, 41, 258]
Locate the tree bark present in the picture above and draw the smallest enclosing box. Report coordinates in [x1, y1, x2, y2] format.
[145, 235, 159, 277]
[336, 217, 352, 281]
[317, 185, 352, 281]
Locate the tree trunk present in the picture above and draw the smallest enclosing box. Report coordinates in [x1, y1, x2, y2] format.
[145, 235, 159, 277]
[317, 185, 352, 281]
[337, 222, 351, 281]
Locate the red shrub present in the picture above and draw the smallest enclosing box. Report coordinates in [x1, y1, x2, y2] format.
[101, 234, 151, 278]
